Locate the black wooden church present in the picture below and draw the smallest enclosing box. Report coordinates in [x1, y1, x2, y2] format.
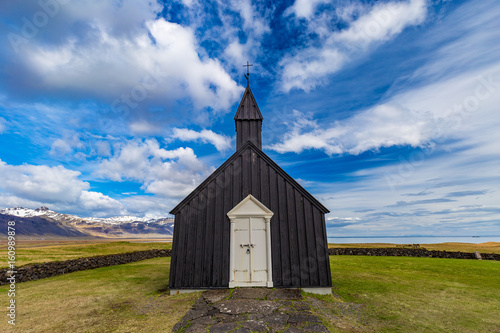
[169, 82, 332, 293]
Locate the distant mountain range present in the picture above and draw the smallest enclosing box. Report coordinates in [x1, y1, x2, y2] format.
[0, 206, 174, 239]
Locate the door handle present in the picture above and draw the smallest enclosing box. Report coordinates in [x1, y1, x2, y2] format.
[240, 243, 255, 248]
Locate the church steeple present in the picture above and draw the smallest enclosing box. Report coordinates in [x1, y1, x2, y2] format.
[235, 85, 263, 150]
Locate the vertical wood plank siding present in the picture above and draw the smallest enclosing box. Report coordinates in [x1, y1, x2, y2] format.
[236, 120, 262, 149]
[168, 144, 331, 289]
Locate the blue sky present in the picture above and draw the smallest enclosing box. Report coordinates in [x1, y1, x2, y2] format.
[0, 0, 499, 237]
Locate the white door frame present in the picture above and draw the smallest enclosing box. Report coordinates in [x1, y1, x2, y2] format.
[227, 195, 273, 288]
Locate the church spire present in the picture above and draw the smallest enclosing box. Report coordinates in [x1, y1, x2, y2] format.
[235, 84, 263, 150]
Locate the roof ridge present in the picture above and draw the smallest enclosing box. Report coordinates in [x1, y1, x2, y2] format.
[170, 141, 329, 215]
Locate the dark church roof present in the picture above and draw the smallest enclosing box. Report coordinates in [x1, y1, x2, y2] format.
[234, 85, 263, 120]
[170, 140, 329, 215]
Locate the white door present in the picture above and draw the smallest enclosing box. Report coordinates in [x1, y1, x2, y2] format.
[233, 217, 267, 284]
[228, 195, 274, 288]
[234, 217, 251, 282]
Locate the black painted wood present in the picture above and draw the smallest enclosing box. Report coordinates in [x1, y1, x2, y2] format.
[251, 151, 260, 197]
[286, 182, 300, 286]
[304, 199, 318, 286]
[213, 176, 224, 286]
[221, 168, 231, 286]
[204, 181, 216, 286]
[278, 175, 291, 286]
[186, 201, 196, 287]
[168, 210, 180, 288]
[172, 210, 185, 287]
[295, 190, 309, 286]
[268, 167, 282, 286]
[321, 213, 333, 285]
[196, 189, 208, 285]
[168, 142, 332, 289]
[168, 85, 331, 289]
[235, 86, 263, 149]
[193, 194, 204, 286]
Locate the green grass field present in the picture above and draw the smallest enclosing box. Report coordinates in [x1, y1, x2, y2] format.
[0, 257, 197, 332]
[3, 240, 498, 269]
[321, 256, 500, 332]
[0, 240, 173, 268]
[1, 252, 499, 332]
[329, 241, 500, 254]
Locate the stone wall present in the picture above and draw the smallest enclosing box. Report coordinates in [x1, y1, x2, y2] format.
[2, 247, 498, 285]
[328, 248, 500, 260]
[0, 249, 171, 285]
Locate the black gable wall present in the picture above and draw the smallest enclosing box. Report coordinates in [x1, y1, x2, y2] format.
[169, 143, 332, 289]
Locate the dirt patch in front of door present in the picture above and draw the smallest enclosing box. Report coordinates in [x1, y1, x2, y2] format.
[172, 288, 330, 332]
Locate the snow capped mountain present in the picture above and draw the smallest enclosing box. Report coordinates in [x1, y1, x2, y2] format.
[0, 206, 174, 238]
[0, 207, 174, 225]
[1, 206, 60, 218]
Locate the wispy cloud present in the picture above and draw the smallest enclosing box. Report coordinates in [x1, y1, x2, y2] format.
[403, 190, 433, 197]
[445, 190, 488, 198]
[269, 63, 500, 156]
[171, 128, 232, 152]
[284, 0, 331, 19]
[280, 0, 427, 92]
[326, 216, 361, 228]
[0, 118, 6, 134]
[386, 198, 456, 208]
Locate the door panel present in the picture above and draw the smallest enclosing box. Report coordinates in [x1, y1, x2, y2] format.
[251, 217, 267, 282]
[234, 218, 250, 282]
[233, 217, 268, 285]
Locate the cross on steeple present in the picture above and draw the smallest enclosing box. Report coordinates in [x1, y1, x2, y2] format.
[243, 61, 253, 86]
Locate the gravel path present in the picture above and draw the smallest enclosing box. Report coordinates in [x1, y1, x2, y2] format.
[172, 288, 330, 333]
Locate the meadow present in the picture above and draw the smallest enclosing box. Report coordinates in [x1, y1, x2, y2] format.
[0, 241, 499, 332]
[1, 239, 172, 268]
[328, 241, 500, 254]
[5, 240, 499, 268]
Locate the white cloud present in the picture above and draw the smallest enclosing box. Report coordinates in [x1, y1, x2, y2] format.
[95, 141, 111, 157]
[24, 19, 241, 111]
[180, 0, 197, 8]
[224, 40, 250, 68]
[171, 128, 232, 152]
[335, 2, 366, 23]
[0, 117, 6, 133]
[129, 121, 163, 135]
[50, 138, 73, 155]
[14, 8, 242, 113]
[280, 0, 427, 92]
[200, 0, 271, 72]
[79, 191, 123, 213]
[0, 159, 123, 216]
[270, 64, 500, 156]
[285, 0, 331, 19]
[0, 160, 87, 203]
[94, 138, 212, 198]
[334, 0, 426, 46]
[120, 195, 176, 218]
[321, 139, 500, 237]
[225, 0, 270, 37]
[326, 216, 361, 228]
[49, 133, 85, 156]
[408, 0, 500, 83]
[312, 1, 500, 236]
[295, 62, 500, 236]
